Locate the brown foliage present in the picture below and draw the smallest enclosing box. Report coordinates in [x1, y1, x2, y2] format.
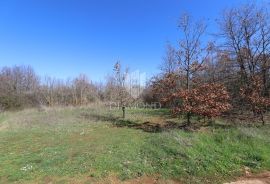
[151, 73, 181, 106]
[171, 83, 231, 118]
[240, 76, 270, 123]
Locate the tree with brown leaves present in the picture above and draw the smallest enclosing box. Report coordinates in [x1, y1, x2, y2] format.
[151, 73, 181, 107]
[240, 76, 270, 125]
[172, 83, 231, 123]
[175, 13, 212, 124]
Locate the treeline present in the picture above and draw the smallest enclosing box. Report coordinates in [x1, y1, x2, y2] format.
[145, 3, 270, 124]
[0, 66, 95, 110]
[0, 65, 145, 111]
[1, 2, 269, 125]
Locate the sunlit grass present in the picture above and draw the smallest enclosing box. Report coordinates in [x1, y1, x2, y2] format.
[0, 107, 269, 183]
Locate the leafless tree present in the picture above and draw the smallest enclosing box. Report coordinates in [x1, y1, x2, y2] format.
[0, 66, 40, 109]
[72, 74, 97, 105]
[160, 43, 178, 75]
[219, 2, 270, 118]
[176, 13, 212, 124]
[113, 61, 129, 118]
[219, 3, 270, 84]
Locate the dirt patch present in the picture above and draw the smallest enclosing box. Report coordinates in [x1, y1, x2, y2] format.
[225, 172, 270, 184]
[123, 177, 180, 184]
[98, 176, 181, 184]
[33, 175, 181, 184]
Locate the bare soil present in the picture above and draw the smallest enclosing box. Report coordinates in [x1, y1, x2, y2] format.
[94, 176, 181, 184]
[225, 172, 270, 184]
[101, 172, 270, 184]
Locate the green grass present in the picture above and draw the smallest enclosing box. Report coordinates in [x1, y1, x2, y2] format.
[0, 107, 269, 183]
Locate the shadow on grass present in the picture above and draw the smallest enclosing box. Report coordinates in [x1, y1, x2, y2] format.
[199, 120, 233, 129]
[114, 117, 238, 132]
[80, 112, 236, 133]
[128, 108, 171, 117]
[80, 112, 183, 133]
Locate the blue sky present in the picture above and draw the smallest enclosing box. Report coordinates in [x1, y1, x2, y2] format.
[0, 0, 264, 82]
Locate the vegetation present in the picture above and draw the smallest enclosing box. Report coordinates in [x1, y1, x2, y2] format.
[0, 107, 270, 183]
[0, 2, 270, 184]
[0, 3, 269, 126]
[150, 2, 270, 125]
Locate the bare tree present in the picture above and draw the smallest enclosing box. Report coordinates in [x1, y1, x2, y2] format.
[72, 74, 97, 106]
[219, 3, 270, 120]
[160, 43, 178, 75]
[176, 13, 212, 124]
[113, 61, 129, 118]
[219, 3, 270, 83]
[0, 66, 40, 109]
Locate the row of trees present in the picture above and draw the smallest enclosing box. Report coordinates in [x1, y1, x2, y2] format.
[147, 3, 270, 125]
[0, 64, 145, 111]
[0, 66, 98, 110]
[0, 2, 269, 125]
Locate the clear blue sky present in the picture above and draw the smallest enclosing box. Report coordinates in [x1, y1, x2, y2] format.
[0, 0, 263, 82]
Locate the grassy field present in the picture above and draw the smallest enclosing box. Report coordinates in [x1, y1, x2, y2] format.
[0, 107, 269, 184]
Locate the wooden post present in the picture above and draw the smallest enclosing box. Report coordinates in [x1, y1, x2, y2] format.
[122, 106, 125, 119]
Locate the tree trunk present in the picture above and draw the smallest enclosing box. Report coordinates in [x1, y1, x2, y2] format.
[122, 106, 125, 119]
[186, 68, 191, 125]
[187, 112, 191, 126]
